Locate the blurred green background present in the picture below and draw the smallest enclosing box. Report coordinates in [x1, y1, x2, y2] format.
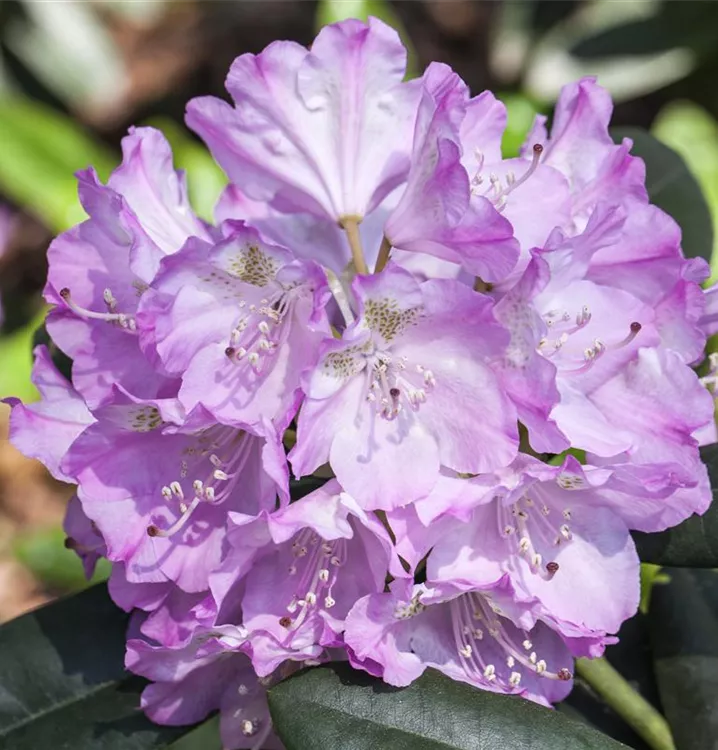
[0, 1, 717, 747]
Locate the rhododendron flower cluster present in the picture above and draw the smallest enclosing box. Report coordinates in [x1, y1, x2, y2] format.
[8, 17, 715, 750]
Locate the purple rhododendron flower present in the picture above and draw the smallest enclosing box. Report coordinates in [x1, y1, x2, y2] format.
[7, 16, 718, 749]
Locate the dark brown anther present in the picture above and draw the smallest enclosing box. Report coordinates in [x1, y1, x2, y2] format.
[558, 668, 573, 681]
[630, 321, 642, 334]
[533, 143, 544, 155]
[389, 387, 401, 399]
[546, 561, 559, 575]
[225, 347, 236, 359]
[279, 616, 293, 628]
[59, 287, 71, 299]
[147, 524, 159, 537]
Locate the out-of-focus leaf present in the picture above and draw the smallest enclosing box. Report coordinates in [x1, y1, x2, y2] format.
[652, 100, 718, 282]
[571, 18, 685, 59]
[633, 444, 718, 567]
[639, 564, 669, 615]
[0, 308, 47, 402]
[500, 92, 541, 158]
[612, 126, 713, 263]
[0, 584, 195, 748]
[530, 0, 583, 35]
[0, 98, 116, 232]
[169, 717, 220, 750]
[649, 568, 718, 750]
[144, 117, 227, 223]
[315, 0, 419, 78]
[269, 663, 629, 749]
[14, 526, 111, 592]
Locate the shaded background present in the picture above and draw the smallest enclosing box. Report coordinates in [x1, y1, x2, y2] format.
[0, 1, 717, 746]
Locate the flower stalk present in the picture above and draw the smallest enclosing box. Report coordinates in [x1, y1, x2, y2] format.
[341, 216, 368, 275]
[576, 657, 676, 750]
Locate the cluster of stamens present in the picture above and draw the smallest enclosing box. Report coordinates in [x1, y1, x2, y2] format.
[539, 304, 641, 374]
[59, 287, 136, 331]
[498, 493, 571, 580]
[147, 428, 253, 538]
[452, 593, 572, 688]
[366, 354, 436, 420]
[279, 529, 346, 638]
[471, 143, 544, 211]
[224, 291, 293, 373]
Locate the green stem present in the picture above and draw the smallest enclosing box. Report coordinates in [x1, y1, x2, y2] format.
[340, 216, 368, 275]
[576, 657, 675, 750]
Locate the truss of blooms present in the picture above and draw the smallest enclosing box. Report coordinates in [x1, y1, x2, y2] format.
[8, 17, 715, 750]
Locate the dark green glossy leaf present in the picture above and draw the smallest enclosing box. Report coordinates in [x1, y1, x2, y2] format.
[633, 444, 718, 567]
[648, 568, 718, 750]
[611, 126, 713, 263]
[0, 584, 194, 749]
[268, 663, 629, 749]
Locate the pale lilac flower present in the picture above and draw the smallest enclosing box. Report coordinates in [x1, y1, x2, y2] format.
[127, 630, 285, 749]
[346, 577, 574, 707]
[6, 345, 92, 482]
[211, 480, 394, 675]
[187, 18, 419, 223]
[45, 127, 209, 407]
[383, 63, 519, 281]
[62, 394, 288, 593]
[138, 221, 331, 428]
[290, 264, 519, 510]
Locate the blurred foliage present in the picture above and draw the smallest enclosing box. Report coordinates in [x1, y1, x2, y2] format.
[0, 307, 45, 402]
[14, 526, 111, 593]
[0, 97, 115, 233]
[652, 100, 718, 281]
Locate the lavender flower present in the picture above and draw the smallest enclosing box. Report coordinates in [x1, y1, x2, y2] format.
[6, 17, 716, 749]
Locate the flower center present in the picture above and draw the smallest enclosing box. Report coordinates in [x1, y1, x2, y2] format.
[59, 287, 137, 332]
[364, 351, 436, 420]
[498, 493, 572, 580]
[224, 285, 298, 373]
[147, 427, 254, 538]
[539, 305, 641, 375]
[280, 530, 346, 638]
[452, 592, 572, 688]
[470, 143, 544, 212]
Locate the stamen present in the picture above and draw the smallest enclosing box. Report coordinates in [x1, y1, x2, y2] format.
[491, 143, 544, 209]
[615, 321, 642, 348]
[59, 288, 136, 331]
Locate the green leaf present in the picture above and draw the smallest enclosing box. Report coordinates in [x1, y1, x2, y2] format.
[652, 100, 718, 282]
[648, 568, 718, 749]
[611, 126, 714, 263]
[0, 308, 48, 402]
[14, 526, 111, 592]
[633, 444, 718, 567]
[143, 118, 227, 223]
[500, 93, 541, 159]
[268, 663, 629, 749]
[0, 98, 116, 232]
[0, 584, 195, 748]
